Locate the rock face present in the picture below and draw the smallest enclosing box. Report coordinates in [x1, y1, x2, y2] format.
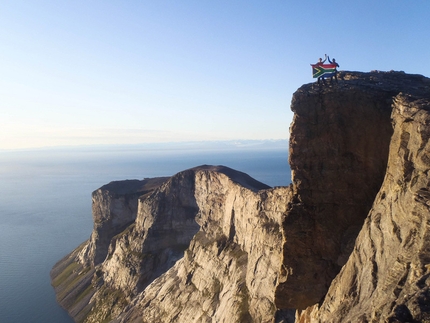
[296, 83, 430, 322]
[275, 71, 397, 309]
[51, 71, 430, 323]
[52, 165, 290, 323]
[79, 178, 170, 267]
[112, 167, 289, 323]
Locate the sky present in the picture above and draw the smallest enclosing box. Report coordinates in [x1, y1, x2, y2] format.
[1, 1, 430, 150]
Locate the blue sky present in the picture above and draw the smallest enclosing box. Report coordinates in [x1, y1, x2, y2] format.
[1, 1, 429, 149]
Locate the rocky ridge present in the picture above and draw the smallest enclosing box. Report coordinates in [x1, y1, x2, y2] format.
[51, 71, 430, 322]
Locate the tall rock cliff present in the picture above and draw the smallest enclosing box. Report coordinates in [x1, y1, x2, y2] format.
[51, 70, 430, 323]
[79, 178, 170, 267]
[296, 77, 430, 322]
[52, 165, 290, 323]
[275, 71, 397, 309]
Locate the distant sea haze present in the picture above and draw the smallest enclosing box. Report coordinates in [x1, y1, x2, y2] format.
[0, 141, 290, 323]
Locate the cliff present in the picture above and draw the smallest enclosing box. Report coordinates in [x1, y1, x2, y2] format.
[51, 70, 430, 323]
[296, 75, 430, 322]
[51, 166, 289, 323]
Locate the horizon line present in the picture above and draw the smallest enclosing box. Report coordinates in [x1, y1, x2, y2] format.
[0, 139, 290, 153]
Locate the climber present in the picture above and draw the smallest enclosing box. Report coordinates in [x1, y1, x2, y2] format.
[316, 54, 327, 84]
[316, 54, 327, 66]
[311, 54, 338, 85]
[327, 56, 340, 83]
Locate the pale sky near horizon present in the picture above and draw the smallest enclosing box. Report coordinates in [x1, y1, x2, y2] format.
[1, 1, 429, 150]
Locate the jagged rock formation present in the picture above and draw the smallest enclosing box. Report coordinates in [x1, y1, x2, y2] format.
[79, 178, 170, 267]
[50, 178, 170, 322]
[111, 167, 289, 323]
[51, 71, 430, 323]
[296, 78, 430, 322]
[275, 71, 397, 309]
[52, 165, 291, 323]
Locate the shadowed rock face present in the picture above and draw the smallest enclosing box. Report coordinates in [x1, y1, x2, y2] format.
[275, 71, 420, 309]
[51, 71, 430, 323]
[297, 91, 430, 323]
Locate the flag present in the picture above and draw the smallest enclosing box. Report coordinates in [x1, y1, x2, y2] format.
[311, 63, 337, 78]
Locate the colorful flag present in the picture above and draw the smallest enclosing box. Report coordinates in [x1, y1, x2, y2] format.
[311, 63, 337, 78]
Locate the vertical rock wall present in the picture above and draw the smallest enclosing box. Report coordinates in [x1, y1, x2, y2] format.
[275, 72, 396, 309]
[113, 169, 289, 323]
[297, 93, 430, 322]
[78, 178, 169, 267]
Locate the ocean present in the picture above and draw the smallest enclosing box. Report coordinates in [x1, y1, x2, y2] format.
[0, 142, 290, 323]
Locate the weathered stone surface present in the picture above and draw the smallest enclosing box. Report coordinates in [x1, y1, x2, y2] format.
[296, 92, 430, 322]
[275, 71, 427, 310]
[78, 178, 169, 266]
[52, 165, 288, 323]
[111, 167, 289, 323]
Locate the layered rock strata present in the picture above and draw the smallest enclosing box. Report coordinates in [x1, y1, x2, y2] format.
[79, 178, 170, 267]
[52, 165, 291, 323]
[51, 71, 430, 323]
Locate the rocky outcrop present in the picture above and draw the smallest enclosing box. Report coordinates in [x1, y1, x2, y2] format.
[275, 71, 396, 309]
[296, 88, 430, 322]
[112, 167, 289, 323]
[52, 165, 290, 323]
[50, 178, 168, 322]
[52, 70, 430, 323]
[78, 178, 169, 267]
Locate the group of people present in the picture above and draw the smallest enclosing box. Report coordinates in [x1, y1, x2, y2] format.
[316, 54, 339, 84]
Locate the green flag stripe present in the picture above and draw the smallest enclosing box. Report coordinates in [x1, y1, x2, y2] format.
[312, 67, 336, 78]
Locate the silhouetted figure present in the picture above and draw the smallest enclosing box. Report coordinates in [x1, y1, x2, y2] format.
[328, 56, 340, 83]
[317, 54, 327, 84]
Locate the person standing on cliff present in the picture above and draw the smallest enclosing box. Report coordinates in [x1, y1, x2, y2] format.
[316, 54, 328, 84]
[316, 55, 327, 66]
[328, 56, 340, 83]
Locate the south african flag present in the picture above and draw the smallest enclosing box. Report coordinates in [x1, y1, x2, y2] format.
[311, 63, 337, 78]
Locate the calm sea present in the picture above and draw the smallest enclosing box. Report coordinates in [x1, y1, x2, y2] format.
[0, 143, 290, 323]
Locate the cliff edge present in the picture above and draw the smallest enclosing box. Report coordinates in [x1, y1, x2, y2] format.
[51, 71, 430, 323]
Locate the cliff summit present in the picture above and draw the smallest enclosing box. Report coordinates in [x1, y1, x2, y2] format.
[51, 70, 430, 323]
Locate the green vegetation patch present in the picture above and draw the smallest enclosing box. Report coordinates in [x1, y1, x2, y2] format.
[74, 283, 95, 305]
[85, 286, 129, 323]
[52, 261, 81, 288]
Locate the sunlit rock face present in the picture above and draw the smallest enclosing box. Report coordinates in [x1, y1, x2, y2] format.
[112, 167, 290, 323]
[77, 177, 169, 267]
[52, 165, 289, 323]
[51, 70, 430, 323]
